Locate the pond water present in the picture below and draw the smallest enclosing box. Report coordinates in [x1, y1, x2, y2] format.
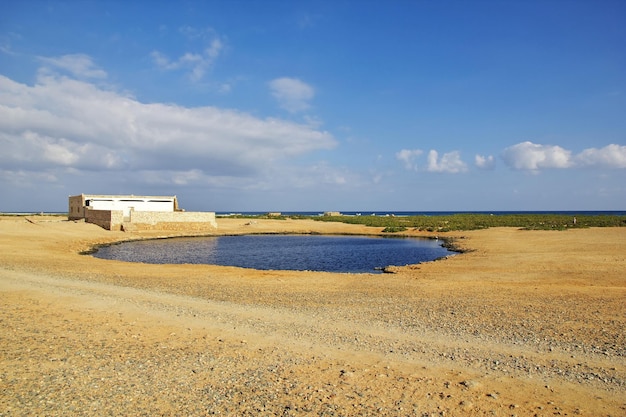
[92, 234, 454, 273]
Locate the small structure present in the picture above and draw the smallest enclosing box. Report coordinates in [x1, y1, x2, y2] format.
[68, 194, 217, 231]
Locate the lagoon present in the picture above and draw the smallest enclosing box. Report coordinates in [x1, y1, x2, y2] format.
[93, 234, 454, 273]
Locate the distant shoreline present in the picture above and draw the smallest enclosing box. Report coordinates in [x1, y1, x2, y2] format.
[2, 210, 625, 216]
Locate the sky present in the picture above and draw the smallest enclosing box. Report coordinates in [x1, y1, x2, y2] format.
[1, 0, 625, 212]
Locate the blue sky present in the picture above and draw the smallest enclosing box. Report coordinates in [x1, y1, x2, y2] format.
[1, 0, 625, 212]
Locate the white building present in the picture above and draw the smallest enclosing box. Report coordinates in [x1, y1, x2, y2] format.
[69, 194, 178, 220]
[68, 194, 216, 231]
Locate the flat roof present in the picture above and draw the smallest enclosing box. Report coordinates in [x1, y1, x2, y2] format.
[71, 194, 177, 200]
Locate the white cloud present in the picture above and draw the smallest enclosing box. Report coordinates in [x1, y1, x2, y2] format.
[502, 141, 626, 171]
[575, 144, 626, 168]
[269, 77, 315, 113]
[502, 141, 572, 171]
[151, 30, 224, 81]
[395, 149, 423, 171]
[396, 148, 468, 173]
[38, 54, 107, 79]
[0, 69, 337, 185]
[475, 154, 496, 170]
[427, 150, 468, 173]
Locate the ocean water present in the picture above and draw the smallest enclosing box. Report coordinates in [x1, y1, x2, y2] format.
[93, 234, 454, 273]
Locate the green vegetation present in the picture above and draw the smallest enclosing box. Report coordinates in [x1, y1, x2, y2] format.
[217, 213, 295, 220]
[216, 212, 626, 231]
[312, 213, 626, 231]
[381, 226, 408, 233]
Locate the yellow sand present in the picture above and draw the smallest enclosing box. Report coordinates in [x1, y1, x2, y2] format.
[1, 216, 624, 416]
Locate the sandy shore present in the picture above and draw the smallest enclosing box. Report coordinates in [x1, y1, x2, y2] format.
[0, 215, 624, 416]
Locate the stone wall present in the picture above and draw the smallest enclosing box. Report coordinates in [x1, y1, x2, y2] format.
[68, 195, 86, 220]
[84, 209, 125, 231]
[126, 211, 217, 231]
[81, 209, 217, 231]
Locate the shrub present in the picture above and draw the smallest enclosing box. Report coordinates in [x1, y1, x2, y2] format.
[313, 213, 625, 231]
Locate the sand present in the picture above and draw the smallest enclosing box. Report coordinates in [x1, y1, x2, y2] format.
[0, 215, 624, 416]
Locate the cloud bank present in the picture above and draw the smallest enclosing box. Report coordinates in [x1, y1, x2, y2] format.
[0, 65, 337, 187]
[397, 142, 625, 174]
[502, 141, 626, 171]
